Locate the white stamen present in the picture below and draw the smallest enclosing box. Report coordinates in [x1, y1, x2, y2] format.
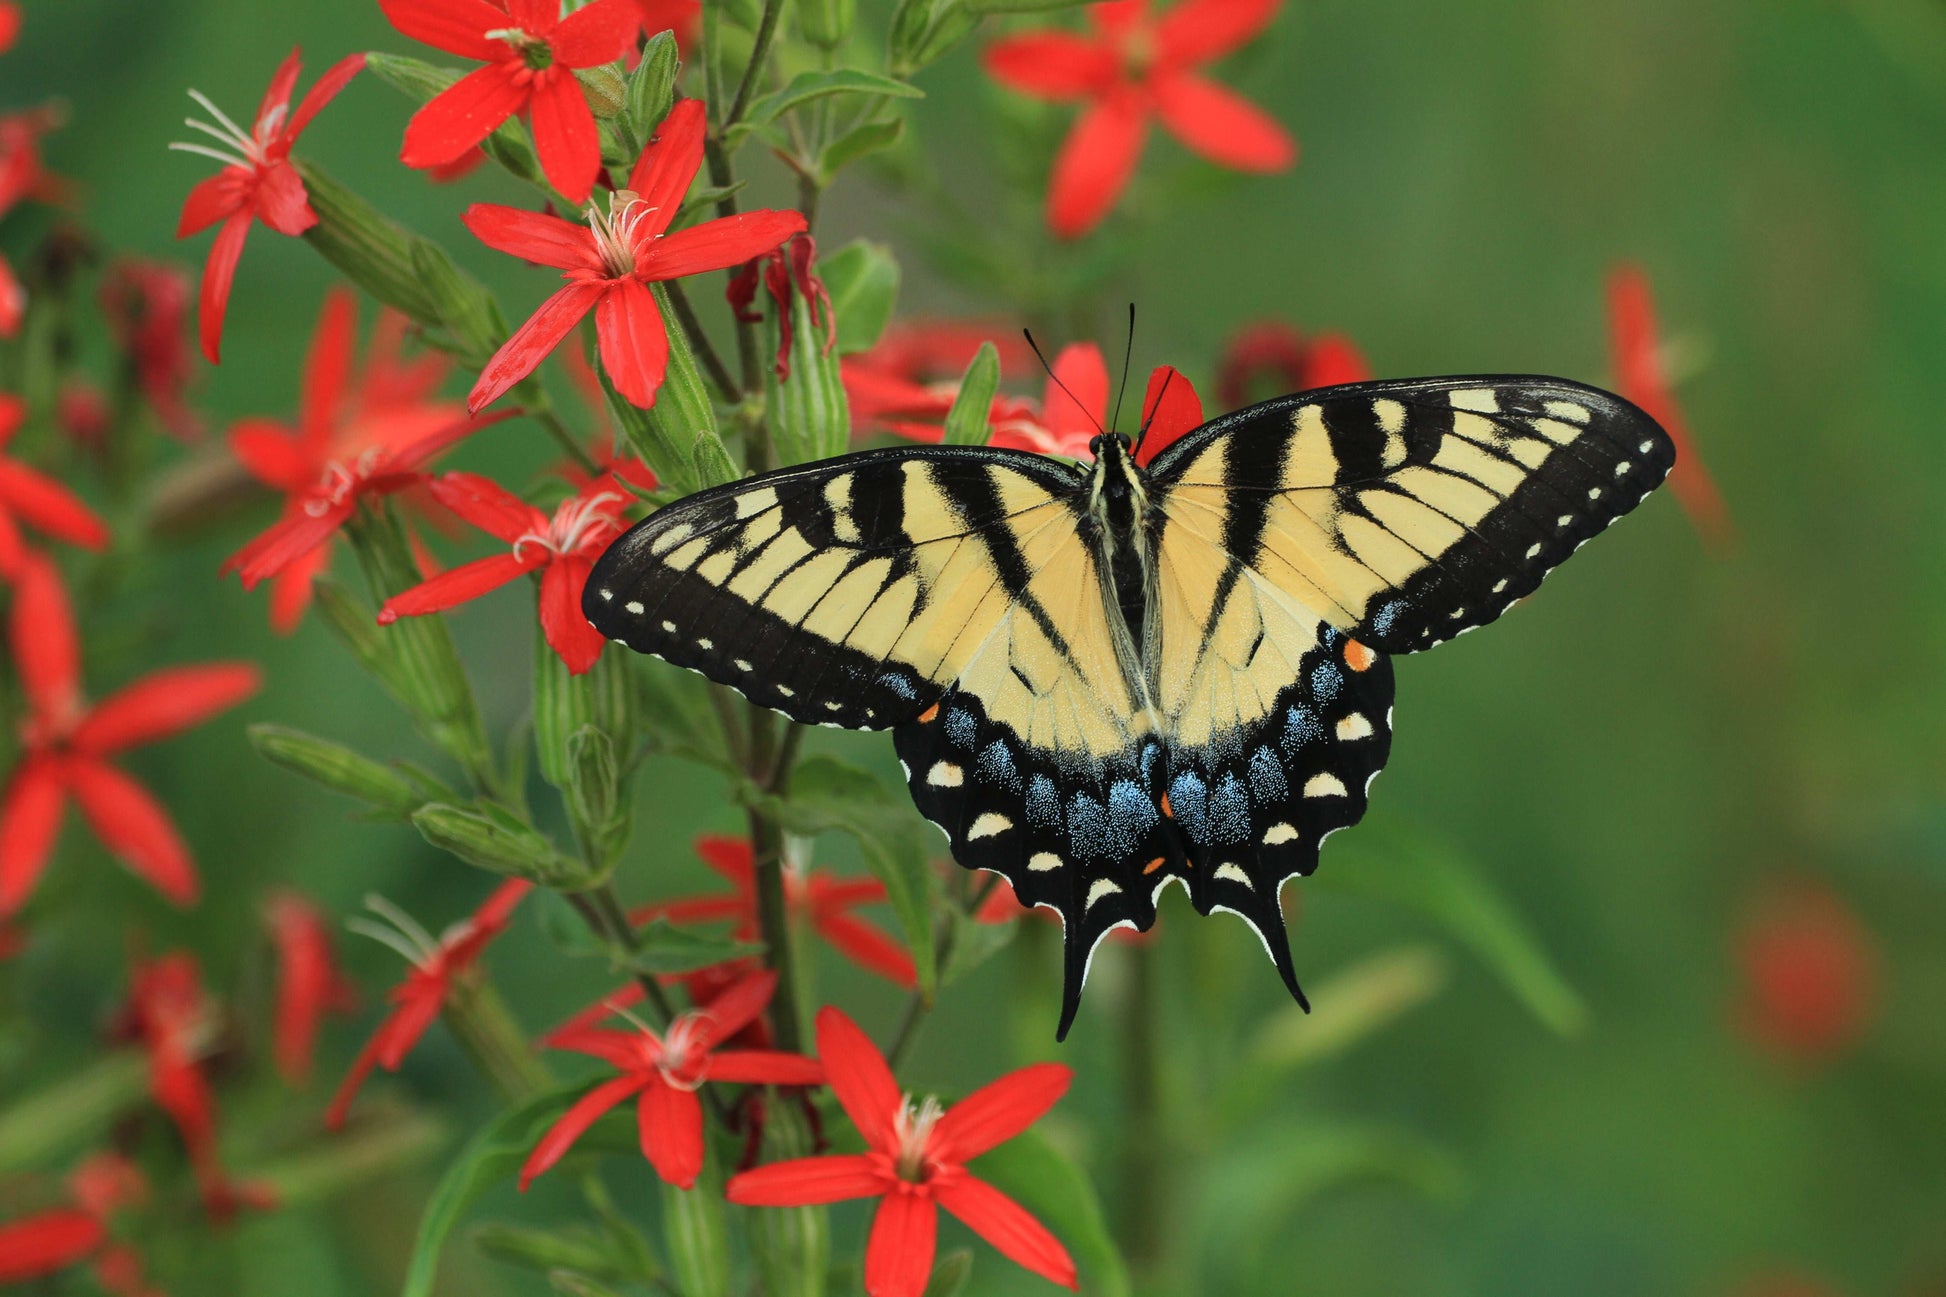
[892, 1094, 945, 1181]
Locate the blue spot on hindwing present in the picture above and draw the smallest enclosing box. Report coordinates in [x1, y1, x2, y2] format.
[1108, 780, 1157, 854]
[1372, 599, 1406, 638]
[975, 740, 1022, 791]
[878, 672, 916, 700]
[1168, 771, 1209, 845]
[943, 708, 977, 749]
[1025, 774, 1060, 829]
[1281, 704, 1325, 754]
[1248, 746, 1288, 801]
[1210, 773, 1251, 845]
[1067, 793, 1109, 860]
[1310, 658, 1343, 701]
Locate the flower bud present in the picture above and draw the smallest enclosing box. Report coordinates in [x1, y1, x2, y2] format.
[925, 1250, 975, 1297]
[662, 1160, 732, 1297]
[296, 162, 441, 327]
[889, 0, 976, 76]
[798, 0, 855, 49]
[472, 1224, 632, 1279]
[602, 290, 736, 493]
[575, 63, 630, 120]
[410, 803, 588, 888]
[942, 341, 1000, 445]
[741, 237, 851, 465]
[248, 724, 438, 819]
[624, 33, 680, 142]
[409, 237, 506, 368]
[748, 1100, 830, 1297]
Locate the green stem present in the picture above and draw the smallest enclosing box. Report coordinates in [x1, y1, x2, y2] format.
[883, 875, 1001, 1068]
[727, 0, 788, 128]
[745, 709, 805, 1053]
[1121, 940, 1165, 1269]
[663, 277, 741, 403]
[529, 403, 600, 475]
[444, 978, 552, 1102]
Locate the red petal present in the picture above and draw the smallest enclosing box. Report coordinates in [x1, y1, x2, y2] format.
[528, 70, 602, 205]
[1046, 92, 1148, 239]
[540, 555, 607, 673]
[428, 471, 546, 542]
[254, 49, 304, 136]
[866, 1192, 938, 1297]
[0, 254, 20, 339]
[596, 277, 671, 409]
[519, 1074, 646, 1189]
[646, 210, 809, 281]
[8, 551, 81, 722]
[815, 911, 917, 988]
[808, 875, 888, 908]
[392, 407, 515, 472]
[1302, 333, 1370, 388]
[547, 1026, 648, 1070]
[629, 894, 747, 926]
[324, 1027, 389, 1129]
[402, 63, 530, 169]
[471, 281, 609, 412]
[65, 760, 199, 906]
[0, 393, 18, 451]
[725, 1154, 884, 1206]
[0, 1210, 105, 1281]
[815, 1006, 901, 1154]
[982, 34, 1118, 100]
[1151, 71, 1294, 172]
[473, 876, 535, 932]
[73, 664, 261, 756]
[637, 1078, 705, 1188]
[706, 1048, 826, 1086]
[0, 462, 111, 549]
[1154, 0, 1282, 66]
[228, 419, 315, 490]
[301, 288, 356, 439]
[1044, 343, 1108, 443]
[177, 170, 244, 238]
[1132, 364, 1203, 465]
[626, 98, 708, 237]
[285, 52, 367, 142]
[253, 161, 317, 237]
[268, 543, 331, 633]
[197, 210, 255, 363]
[462, 203, 603, 272]
[931, 1062, 1070, 1163]
[692, 969, 778, 1048]
[228, 501, 352, 588]
[374, 981, 446, 1068]
[696, 834, 756, 888]
[541, 984, 646, 1046]
[377, 0, 510, 60]
[506, 0, 560, 30]
[934, 1173, 1078, 1291]
[0, 759, 65, 917]
[550, 0, 642, 66]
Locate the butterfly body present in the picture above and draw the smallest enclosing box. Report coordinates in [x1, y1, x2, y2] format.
[586, 376, 1673, 1038]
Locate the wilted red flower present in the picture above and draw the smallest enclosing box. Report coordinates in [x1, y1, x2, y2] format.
[378, 471, 631, 673]
[0, 392, 111, 577]
[1606, 265, 1733, 550]
[225, 291, 467, 631]
[1733, 879, 1878, 1066]
[635, 835, 918, 989]
[728, 233, 836, 379]
[465, 99, 806, 411]
[0, 555, 260, 916]
[266, 891, 359, 1085]
[328, 880, 532, 1128]
[985, 0, 1294, 239]
[171, 48, 364, 362]
[383, 0, 640, 203]
[728, 1007, 1078, 1297]
[99, 259, 201, 440]
[56, 381, 113, 449]
[1215, 320, 1370, 409]
[524, 970, 824, 1190]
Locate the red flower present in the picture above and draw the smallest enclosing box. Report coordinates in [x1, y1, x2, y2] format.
[634, 835, 918, 989]
[266, 890, 358, 1085]
[1732, 878, 1878, 1067]
[1215, 320, 1370, 409]
[0, 556, 260, 916]
[0, 4, 19, 54]
[226, 291, 468, 630]
[985, 0, 1293, 239]
[0, 105, 67, 213]
[0, 253, 20, 338]
[728, 233, 836, 379]
[328, 880, 532, 1128]
[0, 392, 111, 577]
[377, 471, 630, 672]
[0, 1209, 103, 1283]
[0, 1152, 153, 1289]
[841, 323, 1039, 442]
[99, 259, 201, 441]
[57, 381, 113, 449]
[634, 0, 700, 51]
[1606, 265, 1733, 550]
[171, 48, 364, 363]
[464, 98, 807, 411]
[934, 341, 1201, 465]
[383, 0, 640, 203]
[524, 970, 824, 1190]
[728, 1007, 1078, 1297]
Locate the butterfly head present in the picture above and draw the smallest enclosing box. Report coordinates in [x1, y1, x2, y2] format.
[1086, 431, 1133, 463]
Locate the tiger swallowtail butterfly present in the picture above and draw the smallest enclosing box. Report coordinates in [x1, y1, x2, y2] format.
[584, 376, 1674, 1038]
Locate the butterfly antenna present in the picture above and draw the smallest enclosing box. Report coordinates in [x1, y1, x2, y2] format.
[1108, 302, 1136, 438]
[1131, 364, 1178, 461]
[1022, 328, 1105, 437]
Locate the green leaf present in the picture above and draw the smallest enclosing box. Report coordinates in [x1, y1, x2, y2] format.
[769, 755, 937, 1000]
[0, 1051, 147, 1173]
[1249, 945, 1448, 1071]
[817, 117, 905, 183]
[923, 1250, 974, 1297]
[536, 892, 760, 975]
[1314, 825, 1588, 1035]
[821, 240, 901, 355]
[971, 1130, 1129, 1297]
[740, 70, 922, 131]
[939, 904, 1016, 986]
[403, 1087, 636, 1297]
[942, 342, 1001, 445]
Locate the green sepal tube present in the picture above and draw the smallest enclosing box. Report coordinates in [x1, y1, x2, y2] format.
[748, 1099, 831, 1297]
[602, 290, 735, 494]
[888, 0, 977, 76]
[296, 162, 442, 326]
[409, 236, 507, 368]
[533, 621, 639, 871]
[624, 32, 680, 144]
[762, 265, 853, 466]
[800, 0, 856, 49]
[576, 63, 629, 119]
[248, 723, 436, 819]
[410, 802, 590, 889]
[662, 1148, 732, 1297]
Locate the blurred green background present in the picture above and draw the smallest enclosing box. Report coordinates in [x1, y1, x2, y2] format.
[3, 0, 1944, 1294]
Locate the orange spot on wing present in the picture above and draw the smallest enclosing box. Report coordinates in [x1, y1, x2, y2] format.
[1159, 792, 1173, 818]
[1143, 856, 1167, 875]
[917, 702, 939, 724]
[1344, 639, 1375, 672]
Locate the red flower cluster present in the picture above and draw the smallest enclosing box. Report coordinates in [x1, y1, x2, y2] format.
[0, 1153, 157, 1295]
[842, 322, 1039, 443]
[1732, 878, 1878, 1067]
[986, 0, 1294, 238]
[0, 102, 68, 337]
[1215, 319, 1370, 408]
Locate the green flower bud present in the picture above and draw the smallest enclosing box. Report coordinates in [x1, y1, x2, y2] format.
[889, 0, 977, 77]
[799, 0, 855, 49]
[748, 1100, 831, 1297]
[248, 724, 437, 818]
[662, 1156, 732, 1297]
[575, 63, 630, 119]
[624, 32, 680, 141]
[410, 803, 588, 888]
[297, 162, 441, 327]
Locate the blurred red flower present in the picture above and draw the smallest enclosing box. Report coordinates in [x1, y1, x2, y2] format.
[0, 254, 20, 338]
[328, 880, 532, 1128]
[728, 233, 836, 379]
[939, 340, 1201, 464]
[554, 345, 659, 492]
[525, 970, 824, 1190]
[465, 99, 806, 411]
[383, 0, 640, 203]
[1215, 320, 1370, 408]
[0, 3, 19, 53]
[634, 0, 700, 50]
[1606, 265, 1733, 550]
[265, 890, 359, 1085]
[728, 1007, 1078, 1297]
[0, 392, 111, 577]
[0, 555, 260, 916]
[171, 48, 364, 363]
[1732, 878, 1878, 1066]
[378, 471, 631, 673]
[99, 259, 202, 441]
[633, 835, 918, 989]
[985, 0, 1294, 238]
[841, 322, 1040, 444]
[0, 105, 68, 213]
[0, 1152, 154, 1292]
[57, 380, 113, 449]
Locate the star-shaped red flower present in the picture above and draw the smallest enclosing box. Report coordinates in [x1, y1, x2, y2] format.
[0, 393, 110, 578]
[728, 1007, 1078, 1297]
[171, 48, 364, 362]
[464, 98, 806, 411]
[383, 0, 641, 202]
[985, 0, 1294, 238]
[0, 555, 260, 916]
[524, 970, 824, 1190]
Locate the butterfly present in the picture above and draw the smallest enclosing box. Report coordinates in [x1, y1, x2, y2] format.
[584, 375, 1674, 1038]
